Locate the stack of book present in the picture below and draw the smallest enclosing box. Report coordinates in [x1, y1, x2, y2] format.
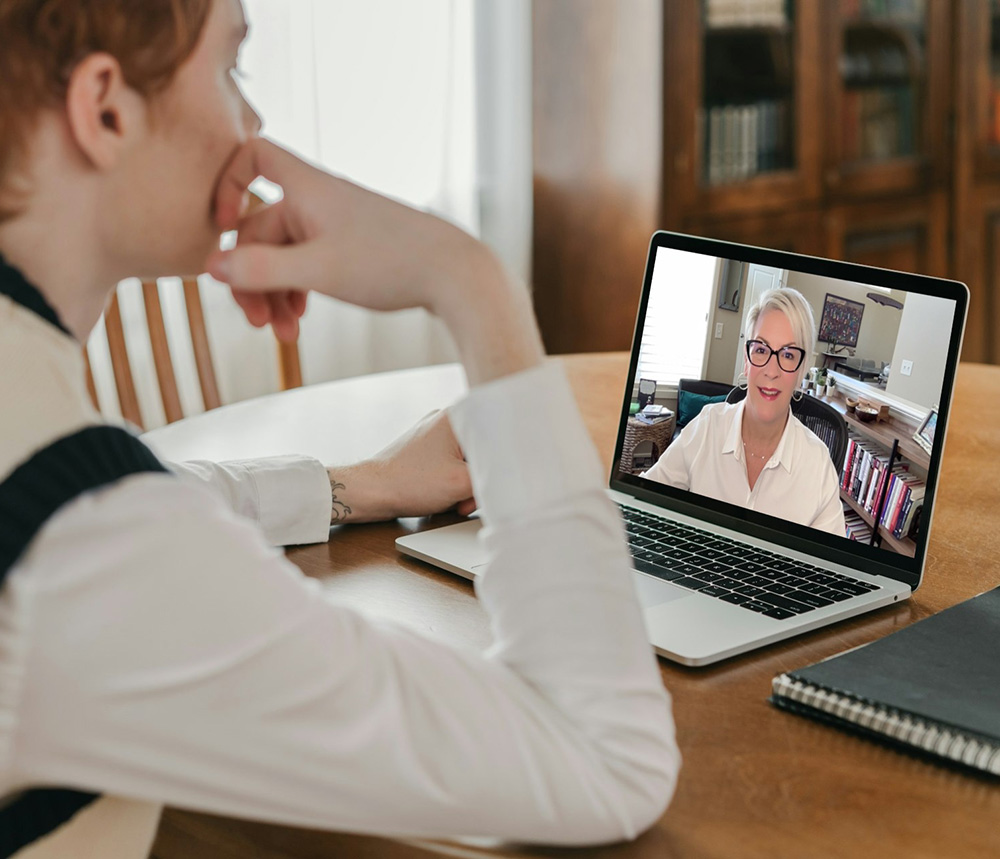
[841, 431, 897, 517]
[841, 87, 916, 164]
[843, 506, 874, 542]
[840, 431, 925, 541]
[841, 0, 924, 25]
[702, 100, 789, 185]
[704, 0, 788, 28]
[636, 404, 674, 426]
[880, 469, 925, 540]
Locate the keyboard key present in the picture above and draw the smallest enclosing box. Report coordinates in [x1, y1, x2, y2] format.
[764, 582, 797, 595]
[763, 607, 795, 620]
[743, 600, 775, 614]
[660, 548, 695, 562]
[800, 582, 833, 595]
[695, 548, 726, 561]
[735, 561, 768, 574]
[745, 575, 773, 588]
[696, 571, 725, 583]
[735, 585, 768, 599]
[633, 558, 683, 582]
[700, 585, 730, 598]
[704, 540, 732, 551]
[828, 581, 873, 596]
[702, 561, 735, 575]
[675, 563, 704, 576]
[715, 576, 745, 590]
[818, 588, 853, 602]
[787, 591, 834, 608]
[674, 576, 711, 591]
[756, 593, 813, 614]
[720, 592, 750, 605]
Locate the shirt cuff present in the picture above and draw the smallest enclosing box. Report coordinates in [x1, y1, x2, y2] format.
[242, 455, 332, 546]
[448, 360, 605, 528]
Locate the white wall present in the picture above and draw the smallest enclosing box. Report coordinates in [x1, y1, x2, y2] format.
[705, 263, 745, 384]
[784, 272, 904, 368]
[886, 293, 954, 410]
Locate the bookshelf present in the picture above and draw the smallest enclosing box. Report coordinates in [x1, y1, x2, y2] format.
[817, 393, 927, 555]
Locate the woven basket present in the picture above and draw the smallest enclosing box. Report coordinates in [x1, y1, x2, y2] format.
[623, 415, 675, 474]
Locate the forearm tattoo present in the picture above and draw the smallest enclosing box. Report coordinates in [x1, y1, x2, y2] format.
[330, 478, 353, 523]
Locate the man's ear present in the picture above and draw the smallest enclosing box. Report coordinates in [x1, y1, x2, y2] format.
[65, 53, 145, 171]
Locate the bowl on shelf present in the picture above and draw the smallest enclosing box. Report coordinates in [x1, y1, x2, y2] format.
[844, 396, 859, 414]
[855, 404, 878, 423]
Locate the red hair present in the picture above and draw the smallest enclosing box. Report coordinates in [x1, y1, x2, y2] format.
[0, 0, 212, 215]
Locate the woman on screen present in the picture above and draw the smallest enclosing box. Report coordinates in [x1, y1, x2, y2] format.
[643, 287, 846, 536]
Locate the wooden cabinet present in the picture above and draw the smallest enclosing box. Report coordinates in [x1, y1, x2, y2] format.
[661, 0, 954, 305]
[530, 1, 997, 360]
[825, 192, 949, 276]
[953, 0, 1000, 364]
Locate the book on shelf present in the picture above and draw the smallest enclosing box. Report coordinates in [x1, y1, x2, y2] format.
[704, 0, 787, 29]
[843, 506, 873, 542]
[771, 586, 1000, 777]
[703, 99, 789, 186]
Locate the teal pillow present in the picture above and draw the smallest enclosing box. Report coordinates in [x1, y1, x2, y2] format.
[677, 391, 727, 428]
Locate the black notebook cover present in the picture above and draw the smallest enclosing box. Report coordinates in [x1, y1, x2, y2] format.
[771, 586, 1000, 770]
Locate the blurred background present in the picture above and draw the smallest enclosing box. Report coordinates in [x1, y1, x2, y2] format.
[87, 0, 1000, 429]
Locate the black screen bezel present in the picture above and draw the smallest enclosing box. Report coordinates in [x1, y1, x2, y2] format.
[611, 231, 969, 589]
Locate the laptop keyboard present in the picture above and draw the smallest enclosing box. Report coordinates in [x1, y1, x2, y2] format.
[620, 505, 880, 621]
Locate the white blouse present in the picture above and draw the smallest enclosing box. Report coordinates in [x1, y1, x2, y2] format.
[643, 400, 846, 536]
[0, 295, 679, 856]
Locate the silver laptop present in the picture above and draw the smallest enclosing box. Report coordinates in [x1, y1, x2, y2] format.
[397, 232, 968, 666]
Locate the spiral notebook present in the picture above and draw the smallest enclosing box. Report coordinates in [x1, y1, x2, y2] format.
[771, 585, 1000, 775]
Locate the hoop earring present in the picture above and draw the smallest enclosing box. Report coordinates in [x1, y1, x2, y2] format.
[792, 389, 804, 402]
[737, 373, 749, 391]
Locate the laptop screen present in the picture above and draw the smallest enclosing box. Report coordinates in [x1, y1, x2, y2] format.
[612, 232, 967, 585]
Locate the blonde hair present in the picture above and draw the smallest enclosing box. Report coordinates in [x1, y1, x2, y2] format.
[743, 287, 816, 386]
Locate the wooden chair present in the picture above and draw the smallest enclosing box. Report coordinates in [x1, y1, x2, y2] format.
[85, 277, 302, 430]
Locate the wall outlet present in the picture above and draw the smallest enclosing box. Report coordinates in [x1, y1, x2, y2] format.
[715, 322, 724, 339]
[900, 359, 913, 376]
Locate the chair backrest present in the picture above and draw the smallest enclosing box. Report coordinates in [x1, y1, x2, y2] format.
[725, 386, 849, 478]
[85, 278, 302, 430]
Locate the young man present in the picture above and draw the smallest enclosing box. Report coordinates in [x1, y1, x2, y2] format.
[0, 1, 680, 855]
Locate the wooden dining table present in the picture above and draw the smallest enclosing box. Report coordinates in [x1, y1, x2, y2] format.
[143, 353, 1000, 859]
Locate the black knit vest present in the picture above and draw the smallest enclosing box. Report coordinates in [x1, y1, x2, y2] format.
[0, 254, 169, 855]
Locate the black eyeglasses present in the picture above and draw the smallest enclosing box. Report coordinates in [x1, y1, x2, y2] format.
[746, 340, 806, 373]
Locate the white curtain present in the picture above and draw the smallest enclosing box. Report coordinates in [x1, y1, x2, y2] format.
[88, 0, 532, 428]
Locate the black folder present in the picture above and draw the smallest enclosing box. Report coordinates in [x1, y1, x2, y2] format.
[771, 585, 1000, 775]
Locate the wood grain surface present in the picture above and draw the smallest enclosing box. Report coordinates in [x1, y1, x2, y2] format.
[148, 355, 1000, 859]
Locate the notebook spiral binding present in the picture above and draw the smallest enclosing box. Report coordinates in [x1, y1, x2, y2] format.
[772, 674, 1000, 775]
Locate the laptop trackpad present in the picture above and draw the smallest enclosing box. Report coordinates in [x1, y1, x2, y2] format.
[632, 572, 691, 608]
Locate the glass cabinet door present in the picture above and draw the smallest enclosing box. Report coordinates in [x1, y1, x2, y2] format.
[825, 0, 948, 197]
[662, 1, 821, 223]
[700, 0, 796, 186]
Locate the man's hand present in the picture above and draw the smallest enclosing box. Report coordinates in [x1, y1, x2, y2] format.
[325, 411, 475, 524]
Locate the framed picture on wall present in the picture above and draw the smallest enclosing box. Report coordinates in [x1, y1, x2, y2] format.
[913, 406, 938, 456]
[817, 293, 865, 348]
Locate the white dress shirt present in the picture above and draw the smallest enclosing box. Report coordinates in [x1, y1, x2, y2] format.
[0, 294, 679, 856]
[643, 400, 846, 536]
